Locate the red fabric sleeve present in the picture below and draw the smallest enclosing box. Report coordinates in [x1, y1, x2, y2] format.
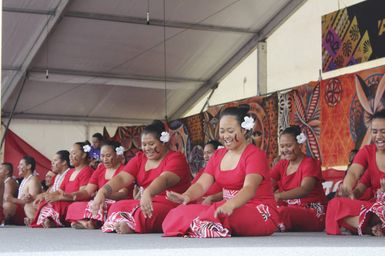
[162, 152, 189, 178]
[359, 170, 371, 188]
[301, 158, 322, 180]
[203, 149, 222, 177]
[270, 160, 283, 181]
[60, 169, 72, 191]
[123, 153, 141, 177]
[245, 148, 268, 174]
[191, 168, 204, 184]
[88, 165, 103, 185]
[77, 167, 92, 187]
[353, 146, 370, 169]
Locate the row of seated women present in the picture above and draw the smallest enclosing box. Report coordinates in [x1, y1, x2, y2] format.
[8, 106, 385, 237]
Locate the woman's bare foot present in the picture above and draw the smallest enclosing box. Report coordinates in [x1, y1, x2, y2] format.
[71, 219, 101, 229]
[114, 221, 134, 234]
[71, 221, 86, 229]
[371, 224, 384, 237]
[24, 217, 32, 226]
[42, 218, 56, 228]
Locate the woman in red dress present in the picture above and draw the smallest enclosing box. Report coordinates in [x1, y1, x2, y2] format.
[326, 110, 385, 236]
[163, 106, 279, 237]
[271, 126, 327, 232]
[66, 141, 133, 229]
[30, 142, 93, 228]
[91, 121, 191, 234]
[191, 140, 222, 204]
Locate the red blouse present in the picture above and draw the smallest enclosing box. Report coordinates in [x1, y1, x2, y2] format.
[191, 168, 222, 196]
[204, 144, 275, 205]
[89, 164, 124, 189]
[60, 166, 93, 193]
[123, 150, 191, 195]
[271, 157, 327, 206]
[357, 144, 385, 197]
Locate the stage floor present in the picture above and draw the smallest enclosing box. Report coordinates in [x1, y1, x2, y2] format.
[0, 226, 383, 256]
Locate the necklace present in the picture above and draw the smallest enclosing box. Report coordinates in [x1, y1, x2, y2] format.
[52, 168, 70, 192]
[18, 174, 33, 199]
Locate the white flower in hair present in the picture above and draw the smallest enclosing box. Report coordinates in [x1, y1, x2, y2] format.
[296, 133, 307, 144]
[83, 144, 91, 153]
[217, 146, 225, 149]
[115, 146, 125, 156]
[160, 131, 170, 143]
[241, 116, 255, 130]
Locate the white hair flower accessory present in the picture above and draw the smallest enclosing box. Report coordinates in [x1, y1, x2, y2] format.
[217, 146, 225, 150]
[241, 116, 255, 130]
[83, 145, 91, 153]
[160, 131, 170, 143]
[115, 146, 125, 156]
[296, 133, 307, 144]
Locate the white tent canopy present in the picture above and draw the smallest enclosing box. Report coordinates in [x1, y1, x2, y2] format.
[2, 0, 305, 124]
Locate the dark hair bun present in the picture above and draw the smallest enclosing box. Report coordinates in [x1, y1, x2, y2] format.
[142, 120, 166, 140]
[220, 105, 250, 126]
[238, 104, 250, 116]
[281, 125, 301, 138]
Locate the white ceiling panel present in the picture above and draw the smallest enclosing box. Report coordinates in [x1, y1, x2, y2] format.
[2, 0, 305, 123]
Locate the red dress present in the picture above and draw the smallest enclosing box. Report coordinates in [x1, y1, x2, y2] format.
[101, 150, 191, 233]
[271, 157, 327, 231]
[66, 164, 133, 224]
[30, 166, 93, 227]
[326, 144, 385, 235]
[191, 167, 222, 201]
[162, 144, 279, 237]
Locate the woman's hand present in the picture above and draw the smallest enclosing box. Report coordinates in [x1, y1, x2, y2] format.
[91, 192, 105, 217]
[166, 191, 190, 205]
[274, 192, 281, 202]
[44, 191, 61, 203]
[33, 193, 45, 206]
[380, 179, 385, 192]
[214, 201, 235, 218]
[339, 185, 354, 199]
[140, 190, 153, 218]
[22, 194, 34, 204]
[201, 195, 213, 205]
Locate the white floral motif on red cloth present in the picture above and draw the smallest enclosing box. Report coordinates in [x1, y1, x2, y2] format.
[186, 217, 231, 238]
[256, 204, 271, 222]
[357, 190, 385, 236]
[308, 202, 325, 219]
[36, 203, 63, 227]
[223, 189, 239, 201]
[101, 206, 139, 233]
[84, 199, 115, 222]
[285, 199, 301, 205]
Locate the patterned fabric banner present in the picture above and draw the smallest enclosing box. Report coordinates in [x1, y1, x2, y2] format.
[320, 65, 385, 167]
[103, 65, 385, 173]
[278, 82, 322, 161]
[322, 0, 385, 72]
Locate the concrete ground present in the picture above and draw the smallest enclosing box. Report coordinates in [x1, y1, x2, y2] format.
[0, 226, 383, 256]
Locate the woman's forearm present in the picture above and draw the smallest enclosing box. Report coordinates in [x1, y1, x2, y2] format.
[226, 185, 255, 210]
[275, 186, 310, 200]
[182, 183, 207, 202]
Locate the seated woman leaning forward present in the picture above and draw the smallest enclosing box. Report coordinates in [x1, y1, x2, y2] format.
[90, 120, 191, 234]
[163, 106, 279, 238]
[190, 140, 223, 205]
[271, 126, 327, 232]
[326, 110, 385, 236]
[66, 140, 133, 229]
[30, 142, 93, 228]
